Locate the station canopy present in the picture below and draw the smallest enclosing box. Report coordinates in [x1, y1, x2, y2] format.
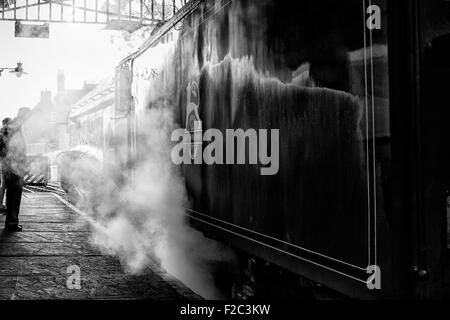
[0, 0, 189, 28]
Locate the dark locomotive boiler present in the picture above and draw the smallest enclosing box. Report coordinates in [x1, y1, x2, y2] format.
[109, 0, 450, 299]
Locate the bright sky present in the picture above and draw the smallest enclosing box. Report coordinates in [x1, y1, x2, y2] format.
[0, 20, 128, 121]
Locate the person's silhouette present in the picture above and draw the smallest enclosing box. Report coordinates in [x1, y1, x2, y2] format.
[1, 108, 31, 232]
[0, 117, 12, 216]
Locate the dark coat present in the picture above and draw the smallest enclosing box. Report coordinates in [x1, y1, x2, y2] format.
[0, 121, 27, 178]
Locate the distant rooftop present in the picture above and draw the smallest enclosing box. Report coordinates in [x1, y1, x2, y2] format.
[69, 74, 115, 119]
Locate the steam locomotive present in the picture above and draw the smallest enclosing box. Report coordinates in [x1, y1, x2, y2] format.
[65, 0, 450, 299]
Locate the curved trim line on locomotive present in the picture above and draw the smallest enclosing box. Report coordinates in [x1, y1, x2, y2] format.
[186, 208, 367, 272]
[186, 212, 368, 284]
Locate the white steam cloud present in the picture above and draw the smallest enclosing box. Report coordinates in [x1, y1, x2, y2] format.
[68, 107, 237, 300]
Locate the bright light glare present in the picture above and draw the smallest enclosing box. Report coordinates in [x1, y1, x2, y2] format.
[0, 21, 126, 121]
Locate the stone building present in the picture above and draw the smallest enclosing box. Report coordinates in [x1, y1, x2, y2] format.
[24, 71, 95, 154]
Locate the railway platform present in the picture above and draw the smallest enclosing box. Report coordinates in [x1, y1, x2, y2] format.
[0, 191, 201, 300]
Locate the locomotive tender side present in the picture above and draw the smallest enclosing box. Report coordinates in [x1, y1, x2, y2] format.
[113, 0, 450, 299]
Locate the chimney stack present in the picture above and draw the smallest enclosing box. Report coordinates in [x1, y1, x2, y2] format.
[40, 90, 52, 102]
[57, 69, 65, 93]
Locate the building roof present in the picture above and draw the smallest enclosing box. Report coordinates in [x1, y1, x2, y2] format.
[54, 88, 93, 123]
[69, 74, 115, 119]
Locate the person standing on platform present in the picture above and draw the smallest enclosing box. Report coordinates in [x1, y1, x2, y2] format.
[1, 108, 31, 232]
[0, 118, 12, 215]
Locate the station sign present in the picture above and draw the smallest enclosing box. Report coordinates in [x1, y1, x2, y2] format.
[15, 20, 49, 39]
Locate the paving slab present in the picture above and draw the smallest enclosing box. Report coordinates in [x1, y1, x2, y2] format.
[0, 192, 202, 300]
